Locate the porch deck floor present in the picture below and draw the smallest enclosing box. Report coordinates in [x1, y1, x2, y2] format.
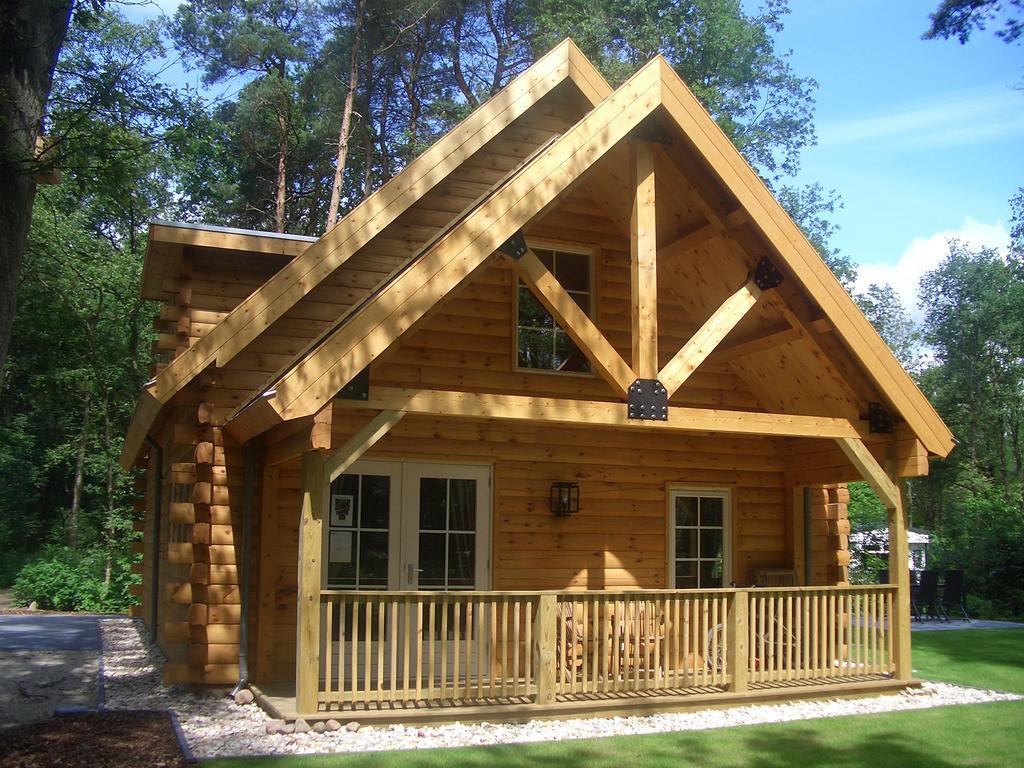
[252, 674, 904, 725]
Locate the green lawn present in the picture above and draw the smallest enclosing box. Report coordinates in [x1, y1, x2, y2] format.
[205, 629, 1024, 768]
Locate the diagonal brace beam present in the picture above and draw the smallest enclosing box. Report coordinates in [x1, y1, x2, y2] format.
[835, 436, 900, 509]
[509, 249, 635, 397]
[659, 277, 762, 398]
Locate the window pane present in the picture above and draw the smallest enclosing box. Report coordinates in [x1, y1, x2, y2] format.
[360, 475, 389, 529]
[419, 478, 447, 530]
[517, 286, 553, 328]
[700, 529, 723, 561]
[699, 558, 723, 588]
[331, 474, 359, 519]
[534, 248, 555, 271]
[449, 479, 476, 531]
[701, 497, 723, 527]
[359, 531, 389, 586]
[555, 251, 590, 291]
[675, 528, 697, 559]
[447, 533, 475, 586]
[554, 331, 592, 373]
[675, 560, 698, 589]
[567, 290, 591, 315]
[419, 532, 446, 586]
[675, 496, 698, 527]
[518, 328, 554, 369]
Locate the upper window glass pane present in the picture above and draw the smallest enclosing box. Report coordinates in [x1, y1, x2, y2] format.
[516, 248, 592, 374]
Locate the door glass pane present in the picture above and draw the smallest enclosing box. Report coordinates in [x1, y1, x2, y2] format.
[673, 492, 727, 589]
[419, 478, 447, 530]
[449, 479, 476, 531]
[447, 533, 475, 586]
[419, 532, 446, 586]
[359, 532, 389, 586]
[361, 475, 390, 528]
[700, 529, 723, 561]
[700, 558, 723, 587]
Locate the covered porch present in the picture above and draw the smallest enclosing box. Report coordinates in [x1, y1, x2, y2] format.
[257, 584, 902, 722]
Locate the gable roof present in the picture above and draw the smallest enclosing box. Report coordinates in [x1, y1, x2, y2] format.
[119, 39, 612, 468]
[123, 43, 955, 468]
[218, 55, 953, 459]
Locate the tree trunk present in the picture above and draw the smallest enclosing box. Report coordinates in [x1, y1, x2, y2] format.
[0, 0, 74, 379]
[275, 108, 288, 233]
[103, 405, 114, 587]
[68, 390, 92, 550]
[326, 0, 366, 229]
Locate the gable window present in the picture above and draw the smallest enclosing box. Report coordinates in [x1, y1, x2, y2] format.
[516, 247, 593, 373]
[669, 488, 731, 589]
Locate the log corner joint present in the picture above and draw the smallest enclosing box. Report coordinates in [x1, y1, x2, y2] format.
[627, 378, 668, 421]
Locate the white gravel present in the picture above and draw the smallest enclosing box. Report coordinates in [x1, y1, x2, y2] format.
[100, 617, 1021, 759]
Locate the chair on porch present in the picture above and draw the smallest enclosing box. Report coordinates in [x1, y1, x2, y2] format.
[555, 600, 587, 683]
[753, 568, 797, 587]
[940, 569, 971, 622]
[912, 569, 942, 620]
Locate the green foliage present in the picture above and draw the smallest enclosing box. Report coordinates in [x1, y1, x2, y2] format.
[855, 283, 923, 374]
[924, 0, 1023, 44]
[777, 182, 856, 289]
[12, 545, 140, 612]
[847, 482, 887, 531]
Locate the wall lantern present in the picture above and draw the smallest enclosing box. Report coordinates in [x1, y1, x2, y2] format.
[550, 482, 580, 517]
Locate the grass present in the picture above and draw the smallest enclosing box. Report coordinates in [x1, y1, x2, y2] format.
[204, 628, 1024, 768]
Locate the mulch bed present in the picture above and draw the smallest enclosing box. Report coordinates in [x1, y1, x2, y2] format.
[0, 711, 190, 768]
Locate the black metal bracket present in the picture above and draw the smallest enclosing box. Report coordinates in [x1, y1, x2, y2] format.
[867, 402, 894, 434]
[498, 230, 528, 260]
[627, 379, 669, 421]
[338, 366, 370, 401]
[628, 115, 673, 146]
[754, 257, 783, 290]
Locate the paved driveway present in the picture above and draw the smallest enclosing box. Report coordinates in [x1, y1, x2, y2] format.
[0, 615, 102, 729]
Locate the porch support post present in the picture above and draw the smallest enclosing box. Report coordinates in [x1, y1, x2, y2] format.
[887, 481, 913, 681]
[534, 593, 557, 706]
[296, 449, 327, 714]
[727, 590, 749, 693]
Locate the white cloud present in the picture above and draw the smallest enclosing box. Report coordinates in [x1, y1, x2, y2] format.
[854, 218, 1011, 319]
[818, 85, 1024, 151]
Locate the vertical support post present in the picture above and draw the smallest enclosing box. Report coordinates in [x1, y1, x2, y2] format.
[534, 593, 557, 706]
[887, 481, 913, 681]
[803, 486, 813, 586]
[727, 590, 749, 693]
[296, 450, 327, 714]
[631, 141, 658, 379]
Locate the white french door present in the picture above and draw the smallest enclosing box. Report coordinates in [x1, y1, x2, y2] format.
[319, 460, 491, 688]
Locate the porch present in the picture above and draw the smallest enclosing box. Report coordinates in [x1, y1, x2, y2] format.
[260, 584, 902, 721]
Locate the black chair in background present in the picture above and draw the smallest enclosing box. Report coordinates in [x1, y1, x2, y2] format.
[940, 569, 971, 622]
[913, 569, 942, 620]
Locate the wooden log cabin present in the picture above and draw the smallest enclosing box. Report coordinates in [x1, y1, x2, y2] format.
[122, 40, 954, 722]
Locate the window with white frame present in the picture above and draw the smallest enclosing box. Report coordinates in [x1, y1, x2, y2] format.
[670, 489, 730, 589]
[515, 247, 592, 373]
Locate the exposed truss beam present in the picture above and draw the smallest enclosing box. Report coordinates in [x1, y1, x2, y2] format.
[325, 410, 406, 482]
[659, 209, 749, 261]
[659, 277, 762, 398]
[631, 141, 658, 379]
[835, 436, 900, 509]
[332, 386, 866, 440]
[509, 249, 635, 397]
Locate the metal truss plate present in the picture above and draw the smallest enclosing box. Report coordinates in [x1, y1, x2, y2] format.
[867, 402, 894, 434]
[498, 230, 528, 260]
[338, 366, 370, 401]
[754, 257, 783, 290]
[627, 379, 669, 421]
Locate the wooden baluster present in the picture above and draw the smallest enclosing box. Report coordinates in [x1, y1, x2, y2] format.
[350, 600, 359, 707]
[376, 600, 385, 704]
[427, 598, 436, 702]
[338, 597, 347, 707]
[463, 600, 472, 701]
[500, 598, 509, 698]
[476, 598, 485, 700]
[414, 599, 423, 702]
[363, 599, 372, 706]
[489, 599, 497, 699]
[453, 598, 461, 702]
[512, 598, 521, 698]
[440, 596, 449, 701]
[323, 598, 333, 710]
[389, 599, 398, 701]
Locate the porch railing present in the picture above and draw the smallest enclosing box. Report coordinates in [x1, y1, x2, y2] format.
[313, 585, 896, 712]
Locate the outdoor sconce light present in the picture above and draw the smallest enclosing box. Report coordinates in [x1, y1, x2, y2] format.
[550, 482, 580, 516]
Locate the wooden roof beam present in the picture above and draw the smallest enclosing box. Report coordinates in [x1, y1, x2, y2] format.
[508, 248, 635, 397]
[659, 276, 762, 398]
[222, 58, 665, 441]
[835, 436, 900, 509]
[631, 141, 659, 380]
[331, 386, 866, 441]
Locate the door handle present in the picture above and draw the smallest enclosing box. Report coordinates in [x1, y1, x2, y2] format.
[406, 564, 423, 582]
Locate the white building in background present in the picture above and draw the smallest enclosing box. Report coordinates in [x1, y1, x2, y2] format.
[849, 528, 930, 572]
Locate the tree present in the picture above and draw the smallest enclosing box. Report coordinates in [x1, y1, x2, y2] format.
[856, 283, 922, 374]
[776, 182, 856, 290]
[924, 0, 1023, 44]
[0, 0, 75, 380]
[172, 0, 322, 232]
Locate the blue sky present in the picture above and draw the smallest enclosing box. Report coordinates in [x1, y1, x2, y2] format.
[770, 0, 1022, 310]
[128, 1, 1021, 311]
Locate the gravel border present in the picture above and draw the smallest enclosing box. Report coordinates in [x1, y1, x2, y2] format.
[100, 617, 1021, 759]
